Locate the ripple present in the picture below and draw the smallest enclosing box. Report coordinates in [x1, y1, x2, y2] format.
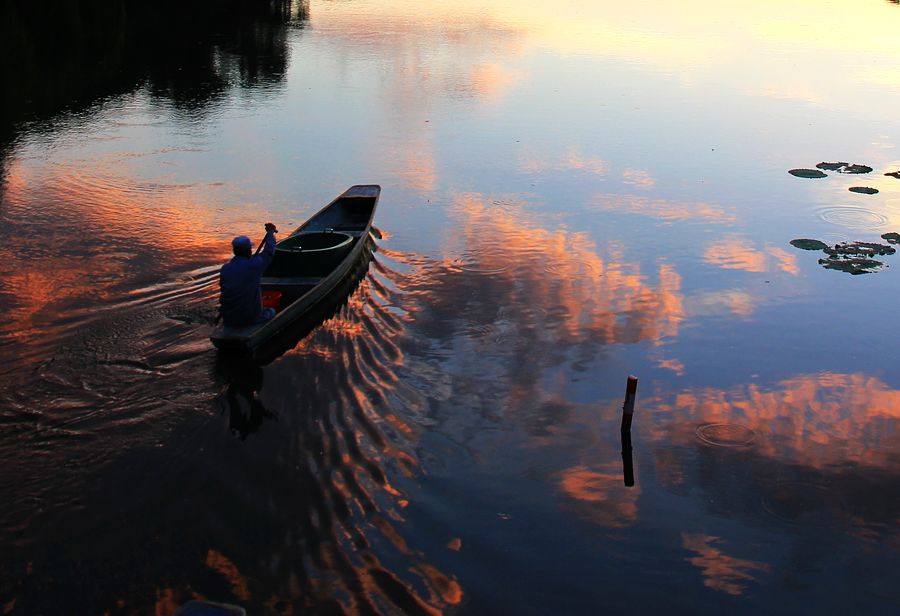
[452, 259, 510, 274]
[761, 481, 848, 527]
[814, 206, 888, 229]
[544, 260, 596, 275]
[490, 199, 520, 214]
[51, 165, 197, 213]
[696, 423, 756, 447]
[466, 324, 495, 339]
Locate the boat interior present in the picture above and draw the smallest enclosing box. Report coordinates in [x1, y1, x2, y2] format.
[259, 188, 378, 314]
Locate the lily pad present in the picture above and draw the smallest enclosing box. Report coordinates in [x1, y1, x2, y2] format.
[886, 171, 900, 179]
[838, 164, 873, 174]
[818, 256, 884, 275]
[816, 161, 848, 171]
[848, 186, 878, 195]
[789, 168, 828, 179]
[823, 241, 895, 257]
[790, 238, 828, 251]
[881, 232, 900, 244]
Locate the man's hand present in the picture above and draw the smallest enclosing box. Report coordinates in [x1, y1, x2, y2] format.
[265, 222, 278, 234]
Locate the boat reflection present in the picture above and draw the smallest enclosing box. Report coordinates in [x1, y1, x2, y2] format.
[216, 358, 275, 440]
[215, 237, 377, 442]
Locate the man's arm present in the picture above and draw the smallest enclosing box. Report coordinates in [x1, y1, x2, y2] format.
[251, 223, 278, 271]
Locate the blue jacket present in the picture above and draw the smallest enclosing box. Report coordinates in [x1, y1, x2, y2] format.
[219, 233, 276, 326]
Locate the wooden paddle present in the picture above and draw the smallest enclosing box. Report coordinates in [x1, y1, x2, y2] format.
[253, 223, 279, 256]
[252, 234, 268, 256]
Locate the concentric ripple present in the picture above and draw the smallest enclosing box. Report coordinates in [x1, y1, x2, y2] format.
[544, 260, 596, 275]
[452, 258, 511, 274]
[696, 423, 756, 447]
[815, 206, 888, 229]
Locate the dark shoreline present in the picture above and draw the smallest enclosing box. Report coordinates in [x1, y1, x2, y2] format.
[0, 0, 308, 150]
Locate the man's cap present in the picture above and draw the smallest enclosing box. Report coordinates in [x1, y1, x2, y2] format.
[232, 235, 252, 250]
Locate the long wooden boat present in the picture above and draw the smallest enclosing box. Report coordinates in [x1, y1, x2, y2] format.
[210, 184, 380, 351]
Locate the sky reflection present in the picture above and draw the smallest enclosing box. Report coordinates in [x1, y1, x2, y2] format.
[681, 534, 770, 597]
[649, 372, 900, 469]
[3, 0, 900, 612]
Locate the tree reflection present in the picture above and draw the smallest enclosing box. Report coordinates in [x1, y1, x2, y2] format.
[0, 0, 308, 147]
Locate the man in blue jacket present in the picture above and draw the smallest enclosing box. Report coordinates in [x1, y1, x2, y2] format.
[219, 223, 278, 326]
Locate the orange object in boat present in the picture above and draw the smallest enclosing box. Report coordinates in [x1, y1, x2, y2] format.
[262, 289, 282, 311]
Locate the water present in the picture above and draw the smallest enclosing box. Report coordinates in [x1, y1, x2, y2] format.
[2, 0, 900, 613]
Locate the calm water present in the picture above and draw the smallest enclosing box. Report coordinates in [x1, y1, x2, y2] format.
[2, 0, 900, 613]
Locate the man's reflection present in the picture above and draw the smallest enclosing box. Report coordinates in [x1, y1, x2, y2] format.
[217, 355, 277, 440]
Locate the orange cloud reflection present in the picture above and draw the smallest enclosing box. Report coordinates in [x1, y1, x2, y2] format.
[681, 534, 769, 596]
[0, 157, 255, 365]
[622, 168, 656, 188]
[589, 194, 735, 225]
[518, 147, 608, 176]
[649, 373, 900, 469]
[559, 465, 639, 528]
[704, 238, 800, 275]
[440, 193, 685, 346]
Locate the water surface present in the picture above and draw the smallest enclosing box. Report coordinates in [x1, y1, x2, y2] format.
[2, 0, 900, 613]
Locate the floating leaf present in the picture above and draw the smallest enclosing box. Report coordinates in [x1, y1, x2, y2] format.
[789, 168, 828, 178]
[816, 161, 847, 171]
[823, 241, 895, 257]
[838, 164, 873, 174]
[848, 186, 878, 195]
[818, 256, 884, 274]
[881, 232, 900, 244]
[790, 238, 828, 251]
[886, 171, 900, 179]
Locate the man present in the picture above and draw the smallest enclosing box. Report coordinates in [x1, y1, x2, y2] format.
[219, 223, 278, 326]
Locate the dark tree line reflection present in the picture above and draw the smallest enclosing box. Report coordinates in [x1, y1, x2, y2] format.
[0, 0, 308, 148]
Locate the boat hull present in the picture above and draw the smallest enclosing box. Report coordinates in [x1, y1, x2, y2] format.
[210, 185, 380, 351]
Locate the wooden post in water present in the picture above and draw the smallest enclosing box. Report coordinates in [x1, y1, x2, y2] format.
[620, 375, 638, 487]
[620, 375, 638, 433]
[621, 429, 635, 487]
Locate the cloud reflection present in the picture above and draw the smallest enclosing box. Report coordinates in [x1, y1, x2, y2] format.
[0, 155, 258, 366]
[649, 372, 900, 469]
[408, 192, 687, 348]
[704, 238, 800, 275]
[559, 465, 639, 528]
[589, 194, 735, 225]
[681, 534, 770, 596]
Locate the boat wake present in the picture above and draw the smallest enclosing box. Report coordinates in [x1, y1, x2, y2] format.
[1, 241, 464, 614]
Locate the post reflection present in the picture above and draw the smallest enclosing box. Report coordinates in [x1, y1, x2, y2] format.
[621, 429, 635, 487]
